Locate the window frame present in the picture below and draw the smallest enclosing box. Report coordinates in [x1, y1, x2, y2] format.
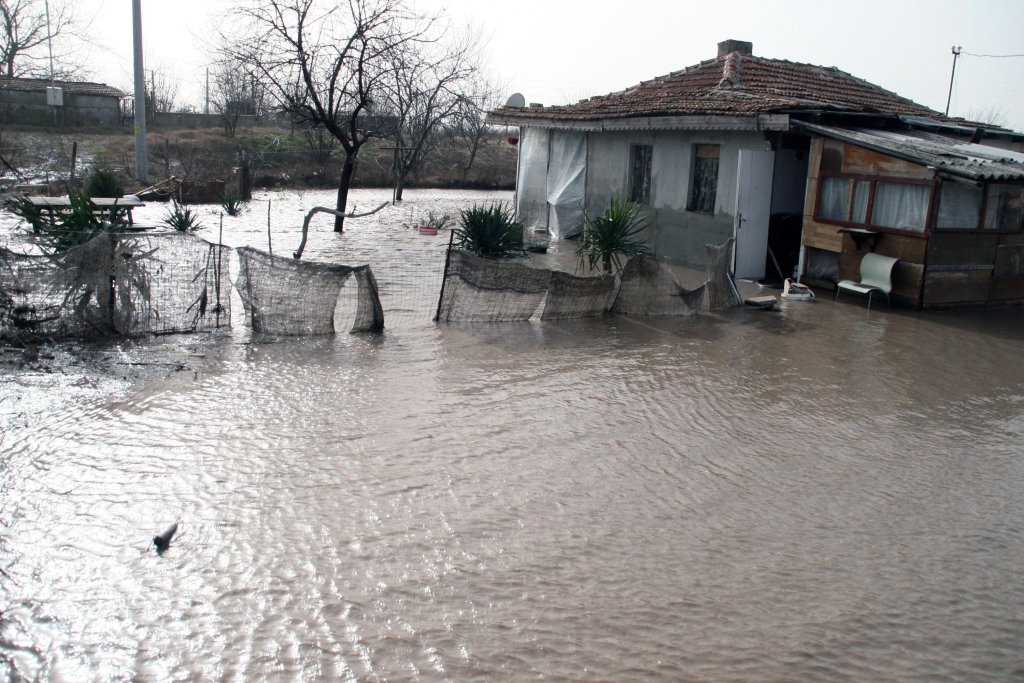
[813, 171, 935, 236]
[628, 144, 653, 205]
[931, 179, 1024, 233]
[688, 143, 720, 215]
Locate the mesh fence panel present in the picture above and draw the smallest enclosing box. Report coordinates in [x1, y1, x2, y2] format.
[1, 233, 231, 341]
[610, 254, 704, 316]
[437, 250, 551, 322]
[704, 237, 742, 311]
[350, 265, 385, 333]
[113, 234, 232, 335]
[540, 270, 616, 320]
[237, 247, 352, 335]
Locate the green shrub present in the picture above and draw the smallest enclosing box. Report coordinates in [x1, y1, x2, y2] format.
[84, 168, 124, 199]
[6, 195, 49, 232]
[576, 196, 649, 273]
[454, 203, 522, 257]
[163, 201, 203, 232]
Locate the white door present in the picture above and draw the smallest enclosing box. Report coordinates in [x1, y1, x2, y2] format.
[733, 149, 775, 280]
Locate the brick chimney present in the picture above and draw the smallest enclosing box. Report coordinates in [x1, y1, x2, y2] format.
[718, 40, 753, 58]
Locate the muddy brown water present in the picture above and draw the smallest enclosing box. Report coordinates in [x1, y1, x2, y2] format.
[1, 189, 1023, 681]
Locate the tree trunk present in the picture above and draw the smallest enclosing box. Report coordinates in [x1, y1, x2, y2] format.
[602, 253, 612, 273]
[394, 170, 405, 202]
[334, 152, 357, 232]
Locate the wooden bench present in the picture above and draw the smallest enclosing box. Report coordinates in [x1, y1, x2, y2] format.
[834, 252, 899, 311]
[28, 195, 144, 226]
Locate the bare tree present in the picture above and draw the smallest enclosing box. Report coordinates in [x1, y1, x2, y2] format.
[378, 30, 479, 200]
[962, 105, 1009, 128]
[451, 75, 503, 185]
[0, 0, 84, 79]
[147, 64, 182, 115]
[211, 60, 250, 136]
[220, 0, 430, 231]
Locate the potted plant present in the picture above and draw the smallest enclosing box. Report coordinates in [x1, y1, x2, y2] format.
[417, 210, 450, 235]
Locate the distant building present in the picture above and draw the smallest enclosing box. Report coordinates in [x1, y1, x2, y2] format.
[0, 76, 126, 127]
[490, 40, 1024, 307]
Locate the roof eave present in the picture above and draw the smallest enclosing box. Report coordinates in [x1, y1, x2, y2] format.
[793, 121, 1024, 183]
[486, 111, 791, 133]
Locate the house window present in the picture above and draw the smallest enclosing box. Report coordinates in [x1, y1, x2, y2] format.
[629, 144, 652, 204]
[689, 144, 719, 214]
[984, 184, 1024, 230]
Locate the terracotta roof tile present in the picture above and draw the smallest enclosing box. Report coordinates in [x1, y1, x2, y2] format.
[494, 53, 943, 122]
[0, 76, 125, 98]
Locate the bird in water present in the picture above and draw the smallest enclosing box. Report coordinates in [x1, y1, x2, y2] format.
[153, 523, 179, 553]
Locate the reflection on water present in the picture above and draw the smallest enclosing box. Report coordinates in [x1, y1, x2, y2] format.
[2, 190, 1024, 681]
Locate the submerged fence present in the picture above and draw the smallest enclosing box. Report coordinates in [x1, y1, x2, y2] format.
[436, 251, 708, 323]
[0, 234, 385, 341]
[1, 233, 232, 340]
[1, 230, 740, 342]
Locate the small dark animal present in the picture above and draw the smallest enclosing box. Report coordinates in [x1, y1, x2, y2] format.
[153, 523, 179, 553]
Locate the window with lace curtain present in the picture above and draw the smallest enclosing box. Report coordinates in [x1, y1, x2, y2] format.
[815, 173, 931, 233]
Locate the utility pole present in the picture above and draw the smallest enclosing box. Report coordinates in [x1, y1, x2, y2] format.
[132, 0, 148, 182]
[945, 46, 962, 117]
[205, 67, 210, 115]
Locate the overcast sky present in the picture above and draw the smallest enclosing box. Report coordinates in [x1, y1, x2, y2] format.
[79, 0, 1024, 130]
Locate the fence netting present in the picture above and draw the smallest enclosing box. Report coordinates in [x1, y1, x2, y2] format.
[438, 250, 707, 323]
[235, 246, 384, 335]
[436, 250, 551, 322]
[1, 233, 231, 340]
[609, 254, 705, 316]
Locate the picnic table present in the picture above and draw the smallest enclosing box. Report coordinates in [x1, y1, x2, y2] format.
[28, 195, 145, 226]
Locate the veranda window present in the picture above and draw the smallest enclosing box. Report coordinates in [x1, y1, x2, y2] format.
[984, 184, 1024, 230]
[819, 177, 871, 222]
[937, 181, 983, 229]
[815, 174, 932, 233]
[870, 181, 930, 232]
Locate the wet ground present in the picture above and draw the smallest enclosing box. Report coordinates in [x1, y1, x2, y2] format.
[1, 189, 1023, 681]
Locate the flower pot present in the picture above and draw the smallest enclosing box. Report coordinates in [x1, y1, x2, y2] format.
[418, 225, 439, 235]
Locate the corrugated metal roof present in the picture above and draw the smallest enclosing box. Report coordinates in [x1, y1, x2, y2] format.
[491, 51, 945, 125]
[796, 122, 1024, 182]
[0, 76, 125, 98]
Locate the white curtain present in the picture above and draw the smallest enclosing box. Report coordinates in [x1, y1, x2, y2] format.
[546, 130, 586, 238]
[818, 177, 848, 219]
[851, 181, 871, 223]
[871, 182, 930, 232]
[516, 128, 549, 232]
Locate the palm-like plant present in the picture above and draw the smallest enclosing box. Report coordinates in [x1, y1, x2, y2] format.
[220, 190, 246, 216]
[163, 201, 203, 232]
[454, 203, 523, 257]
[576, 197, 649, 274]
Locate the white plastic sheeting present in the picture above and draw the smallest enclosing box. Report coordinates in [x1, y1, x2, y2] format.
[516, 127, 549, 232]
[545, 130, 586, 238]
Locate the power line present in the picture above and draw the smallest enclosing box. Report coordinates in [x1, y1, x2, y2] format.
[961, 51, 1024, 58]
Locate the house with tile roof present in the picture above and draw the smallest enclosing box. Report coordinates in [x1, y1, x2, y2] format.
[489, 40, 1024, 307]
[0, 76, 126, 127]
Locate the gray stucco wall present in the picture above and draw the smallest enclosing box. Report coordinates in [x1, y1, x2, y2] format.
[583, 129, 770, 266]
[0, 90, 121, 127]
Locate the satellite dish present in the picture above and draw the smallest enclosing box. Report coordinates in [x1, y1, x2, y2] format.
[504, 93, 526, 108]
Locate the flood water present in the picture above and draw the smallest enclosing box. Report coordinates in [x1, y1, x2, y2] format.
[1, 189, 1023, 681]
